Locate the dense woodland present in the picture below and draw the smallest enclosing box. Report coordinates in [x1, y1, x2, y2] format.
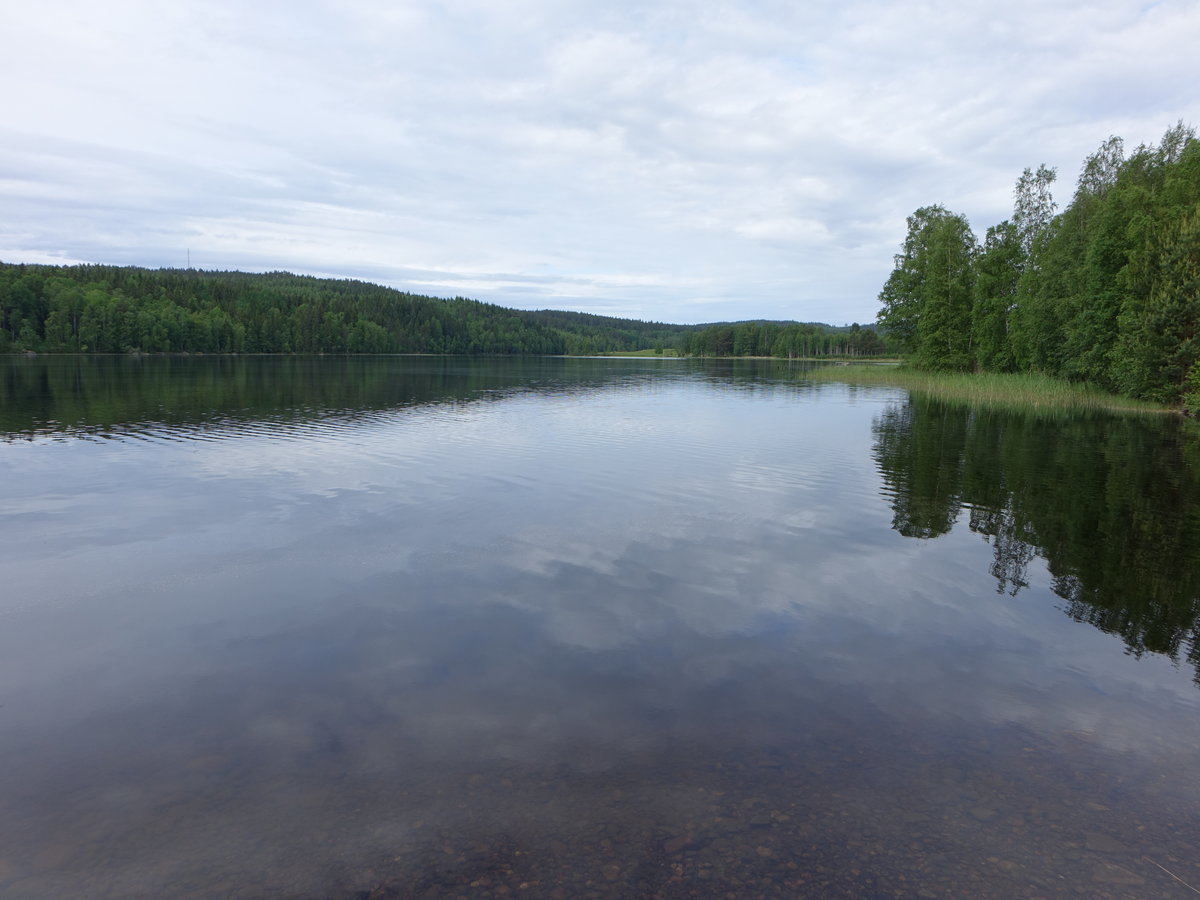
[0, 265, 596, 355]
[0, 263, 864, 359]
[878, 122, 1200, 406]
[679, 319, 890, 358]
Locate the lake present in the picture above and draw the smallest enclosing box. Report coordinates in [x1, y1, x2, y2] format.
[2, 355, 1199, 899]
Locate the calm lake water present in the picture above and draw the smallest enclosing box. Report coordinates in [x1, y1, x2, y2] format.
[2, 355, 1199, 899]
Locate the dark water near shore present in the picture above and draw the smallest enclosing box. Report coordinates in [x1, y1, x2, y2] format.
[2, 355, 1200, 899]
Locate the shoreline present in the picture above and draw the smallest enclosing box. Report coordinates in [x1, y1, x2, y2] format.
[807, 364, 1171, 415]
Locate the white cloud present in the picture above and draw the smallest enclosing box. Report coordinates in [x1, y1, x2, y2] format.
[2, 0, 1198, 323]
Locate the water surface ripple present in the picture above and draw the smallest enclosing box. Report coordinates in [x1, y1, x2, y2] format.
[1, 356, 1199, 898]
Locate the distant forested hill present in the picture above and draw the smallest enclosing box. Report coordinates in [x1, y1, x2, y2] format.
[680, 320, 891, 358]
[515, 308, 699, 354]
[0, 264, 673, 355]
[0, 262, 870, 357]
[0, 265, 567, 354]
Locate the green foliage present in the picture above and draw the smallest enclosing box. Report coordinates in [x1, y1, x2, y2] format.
[877, 205, 977, 370]
[1183, 362, 1200, 413]
[511, 308, 692, 355]
[971, 221, 1020, 371]
[0, 265, 706, 357]
[1012, 164, 1057, 256]
[680, 320, 888, 359]
[1110, 139, 1200, 402]
[4, 265, 884, 361]
[878, 122, 1200, 404]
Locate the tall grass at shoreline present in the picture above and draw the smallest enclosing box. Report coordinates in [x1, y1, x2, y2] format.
[809, 364, 1167, 414]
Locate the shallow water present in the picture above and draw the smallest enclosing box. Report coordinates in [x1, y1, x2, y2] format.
[2, 355, 1199, 898]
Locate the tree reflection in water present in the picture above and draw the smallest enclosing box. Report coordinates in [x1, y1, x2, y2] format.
[873, 395, 1200, 684]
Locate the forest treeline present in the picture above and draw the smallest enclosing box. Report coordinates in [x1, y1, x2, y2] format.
[0, 262, 876, 359]
[878, 122, 1200, 406]
[680, 320, 891, 358]
[0, 265, 559, 354]
[0, 264, 708, 356]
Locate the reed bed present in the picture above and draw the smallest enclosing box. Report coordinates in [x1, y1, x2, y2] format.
[808, 364, 1166, 414]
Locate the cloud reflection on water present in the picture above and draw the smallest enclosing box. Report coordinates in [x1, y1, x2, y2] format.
[1, 357, 1198, 897]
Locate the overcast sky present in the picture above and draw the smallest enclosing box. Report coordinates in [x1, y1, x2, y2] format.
[2, 0, 1198, 324]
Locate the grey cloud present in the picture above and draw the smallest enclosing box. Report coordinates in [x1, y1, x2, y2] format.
[3, 0, 1198, 323]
